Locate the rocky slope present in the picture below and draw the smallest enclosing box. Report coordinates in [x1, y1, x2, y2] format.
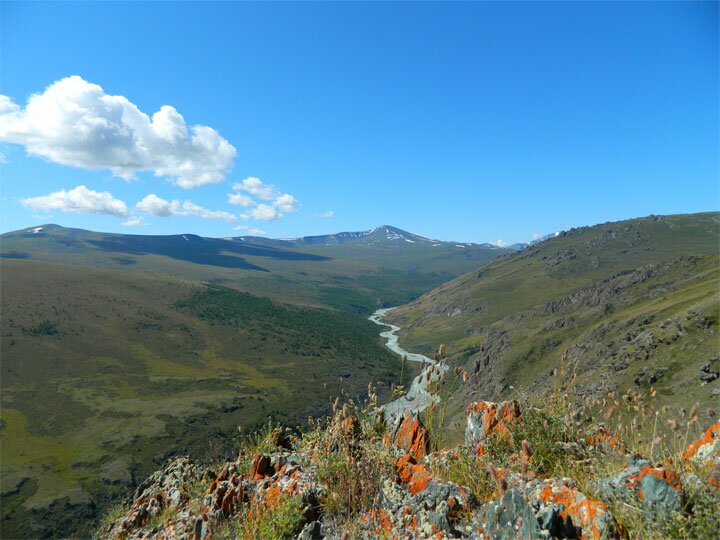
[98, 359, 720, 539]
[386, 212, 719, 435]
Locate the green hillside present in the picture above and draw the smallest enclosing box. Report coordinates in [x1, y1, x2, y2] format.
[0, 259, 406, 539]
[0, 225, 505, 314]
[388, 212, 720, 438]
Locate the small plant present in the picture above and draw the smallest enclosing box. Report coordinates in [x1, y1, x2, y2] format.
[99, 501, 127, 531]
[235, 494, 306, 540]
[22, 320, 58, 336]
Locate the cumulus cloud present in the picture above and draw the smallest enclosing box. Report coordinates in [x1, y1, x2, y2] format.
[273, 193, 299, 213]
[0, 76, 236, 188]
[21, 185, 128, 217]
[233, 225, 266, 235]
[232, 177, 279, 200]
[531, 232, 544, 240]
[320, 210, 334, 218]
[227, 193, 255, 207]
[240, 203, 280, 222]
[494, 240, 508, 247]
[122, 217, 145, 227]
[229, 177, 300, 221]
[136, 194, 236, 221]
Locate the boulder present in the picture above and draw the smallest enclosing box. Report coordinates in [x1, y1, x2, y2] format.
[470, 479, 613, 540]
[465, 400, 522, 450]
[682, 422, 720, 464]
[471, 487, 548, 540]
[592, 455, 683, 515]
[363, 456, 474, 538]
[387, 411, 430, 461]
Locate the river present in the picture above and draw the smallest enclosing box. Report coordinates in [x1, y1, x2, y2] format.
[368, 307, 448, 423]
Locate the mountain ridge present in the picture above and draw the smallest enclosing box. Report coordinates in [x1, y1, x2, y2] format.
[0, 223, 510, 314]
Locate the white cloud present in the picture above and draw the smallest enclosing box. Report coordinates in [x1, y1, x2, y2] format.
[232, 177, 279, 200]
[233, 225, 266, 235]
[494, 240, 508, 247]
[320, 210, 334, 218]
[0, 76, 236, 188]
[227, 193, 256, 207]
[181, 200, 236, 221]
[136, 194, 181, 217]
[240, 204, 280, 222]
[136, 194, 236, 221]
[273, 193, 299, 213]
[21, 185, 128, 217]
[229, 177, 300, 221]
[122, 217, 145, 227]
[531, 232, 544, 240]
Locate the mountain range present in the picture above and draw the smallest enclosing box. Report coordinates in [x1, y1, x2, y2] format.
[0, 224, 509, 314]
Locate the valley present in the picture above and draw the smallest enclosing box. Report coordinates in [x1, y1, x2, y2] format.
[0, 259, 412, 538]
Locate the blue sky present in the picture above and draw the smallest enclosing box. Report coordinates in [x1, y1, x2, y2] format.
[1, 1, 717, 244]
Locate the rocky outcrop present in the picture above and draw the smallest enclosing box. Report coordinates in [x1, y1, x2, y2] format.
[103, 451, 324, 540]
[465, 400, 522, 452]
[387, 412, 430, 461]
[682, 422, 720, 464]
[100, 394, 720, 540]
[592, 456, 683, 515]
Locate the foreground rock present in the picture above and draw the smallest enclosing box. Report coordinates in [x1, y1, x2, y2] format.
[100, 395, 720, 540]
[465, 400, 522, 453]
[469, 477, 613, 540]
[104, 451, 324, 540]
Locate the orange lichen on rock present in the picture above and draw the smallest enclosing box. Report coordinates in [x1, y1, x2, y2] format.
[465, 400, 522, 445]
[707, 465, 720, 495]
[682, 422, 720, 462]
[632, 466, 682, 502]
[391, 412, 430, 461]
[396, 454, 433, 495]
[249, 453, 272, 481]
[539, 480, 610, 540]
[362, 507, 394, 537]
[586, 426, 627, 453]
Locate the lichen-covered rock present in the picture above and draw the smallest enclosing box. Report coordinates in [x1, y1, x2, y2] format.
[362, 456, 474, 538]
[531, 478, 613, 540]
[105, 456, 200, 538]
[470, 487, 549, 540]
[104, 451, 324, 540]
[465, 400, 522, 450]
[386, 411, 430, 461]
[586, 426, 627, 454]
[468, 478, 612, 540]
[592, 455, 683, 515]
[682, 422, 720, 464]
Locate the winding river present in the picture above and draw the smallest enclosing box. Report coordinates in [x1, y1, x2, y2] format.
[368, 307, 448, 423]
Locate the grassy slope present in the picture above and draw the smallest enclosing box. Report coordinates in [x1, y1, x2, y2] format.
[0, 259, 405, 538]
[388, 212, 720, 440]
[0, 226, 504, 313]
